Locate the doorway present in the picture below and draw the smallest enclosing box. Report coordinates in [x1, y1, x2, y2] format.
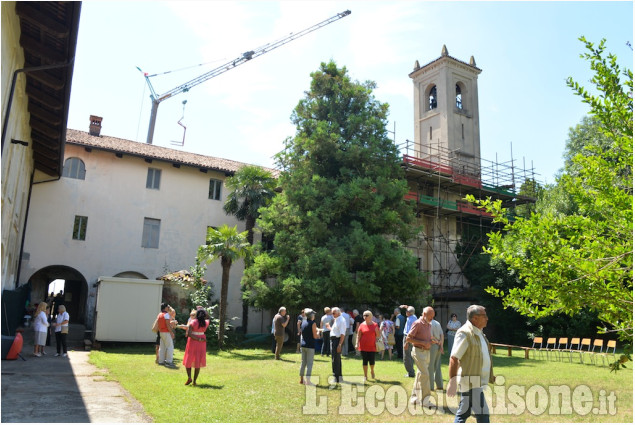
[27, 266, 88, 324]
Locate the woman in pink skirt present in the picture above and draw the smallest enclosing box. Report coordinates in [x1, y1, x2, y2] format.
[182, 309, 209, 386]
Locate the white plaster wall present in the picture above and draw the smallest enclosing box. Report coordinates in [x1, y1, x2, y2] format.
[1, 1, 34, 291]
[20, 143, 259, 331]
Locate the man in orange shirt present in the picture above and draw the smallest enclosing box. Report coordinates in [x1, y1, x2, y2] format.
[405, 306, 437, 408]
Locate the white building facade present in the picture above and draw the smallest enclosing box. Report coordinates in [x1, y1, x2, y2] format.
[19, 120, 273, 334]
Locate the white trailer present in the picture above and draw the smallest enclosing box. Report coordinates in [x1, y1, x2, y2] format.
[94, 276, 163, 342]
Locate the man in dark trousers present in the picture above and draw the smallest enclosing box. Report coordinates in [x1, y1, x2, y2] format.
[326, 307, 347, 383]
[394, 307, 406, 359]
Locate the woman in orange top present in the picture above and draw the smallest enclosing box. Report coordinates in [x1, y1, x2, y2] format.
[355, 310, 381, 380]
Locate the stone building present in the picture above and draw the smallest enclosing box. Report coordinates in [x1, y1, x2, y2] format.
[402, 46, 536, 324]
[19, 119, 275, 335]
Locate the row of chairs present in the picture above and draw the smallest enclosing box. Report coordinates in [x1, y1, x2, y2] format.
[530, 337, 617, 366]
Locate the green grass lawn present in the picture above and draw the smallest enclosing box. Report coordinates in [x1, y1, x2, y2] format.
[89, 344, 632, 423]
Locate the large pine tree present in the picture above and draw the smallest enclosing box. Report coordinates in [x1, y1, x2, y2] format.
[243, 61, 428, 311]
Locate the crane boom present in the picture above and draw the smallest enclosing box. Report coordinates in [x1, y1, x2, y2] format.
[143, 9, 351, 144]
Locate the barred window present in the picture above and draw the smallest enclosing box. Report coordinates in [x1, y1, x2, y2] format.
[72, 216, 88, 240]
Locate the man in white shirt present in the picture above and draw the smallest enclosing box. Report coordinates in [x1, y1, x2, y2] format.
[326, 307, 347, 383]
[428, 308, 444, 391]
[447, 305, 494, 422]
[341, 310, 351, 356]
[320, 307, 334, 356]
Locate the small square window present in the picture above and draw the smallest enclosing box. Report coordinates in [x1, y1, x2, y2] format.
[146, 168, 161, 189]
[209, 179, 222, 200]
[72, 216, 88, 240]
[142, 218, 161, 248]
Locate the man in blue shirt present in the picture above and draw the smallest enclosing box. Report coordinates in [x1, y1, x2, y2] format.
[402, 305, 417, 378]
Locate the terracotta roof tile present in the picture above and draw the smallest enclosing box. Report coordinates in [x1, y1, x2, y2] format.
[65, 129, 278, 175]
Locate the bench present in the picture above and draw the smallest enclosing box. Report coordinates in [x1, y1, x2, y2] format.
[490, 343, 532, 359]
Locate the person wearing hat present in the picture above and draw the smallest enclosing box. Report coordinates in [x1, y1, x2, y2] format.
[299, 309, 319, 385]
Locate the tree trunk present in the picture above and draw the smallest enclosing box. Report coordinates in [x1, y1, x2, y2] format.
[218, 257, 232, 349]
[241, 215, 257, 332]
[245, 215, 256, 246]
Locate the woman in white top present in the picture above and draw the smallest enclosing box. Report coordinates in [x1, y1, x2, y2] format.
[446, 313, 462, 354]
[54, 305, 70, 357]
[32, 302, 49, 357]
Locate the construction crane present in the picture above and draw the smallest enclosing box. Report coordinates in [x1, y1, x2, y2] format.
[139, 9, 351, 145]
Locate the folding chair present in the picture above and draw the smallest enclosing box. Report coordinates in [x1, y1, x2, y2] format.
[575, 338, 592, 364]
[540, 337, 557, 360]
[589, 339, 605, 365]
[530, 337, 543, 359]
[554, 337, 569, 361]
[567, 337, 581, 363]
[596, 340, 617, 366]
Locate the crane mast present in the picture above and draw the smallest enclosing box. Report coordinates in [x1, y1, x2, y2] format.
[143, 9, 351, 144]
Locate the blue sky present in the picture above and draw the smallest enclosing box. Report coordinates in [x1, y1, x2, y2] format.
[67, 1, 633, 184]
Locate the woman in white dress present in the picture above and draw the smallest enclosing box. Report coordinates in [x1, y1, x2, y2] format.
[32, 302, 49, 357]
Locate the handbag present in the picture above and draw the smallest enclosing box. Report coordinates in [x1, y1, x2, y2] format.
[387, 332, 396, 346]
[376, 338, 385, 352]
[61, 325, 69, 334]
[151, 317, 159, 333]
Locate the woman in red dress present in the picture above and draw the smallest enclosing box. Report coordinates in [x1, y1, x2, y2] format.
[182, 309, 209, 386]
[355, 310, 381, 381]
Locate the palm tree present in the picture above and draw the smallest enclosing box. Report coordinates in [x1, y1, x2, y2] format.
[198, 224, 251, 348]
[223, 165, 277, 245]
[223, 165, 277, 330]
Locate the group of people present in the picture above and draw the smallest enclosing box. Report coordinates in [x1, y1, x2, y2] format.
[153, 303, 211, 386]
[284, 307, 408, 361]
[274, 303, 494, 422]
[30, 300, 70, 358]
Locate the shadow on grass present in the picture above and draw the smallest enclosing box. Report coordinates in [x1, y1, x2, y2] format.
[372, 378, 402, 385]
[224, 350, 273, 361]
[192, 383, 224, 390]
[429, 403, 457, 417]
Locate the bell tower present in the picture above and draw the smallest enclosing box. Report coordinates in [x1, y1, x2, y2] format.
[409, 45, 482, 177]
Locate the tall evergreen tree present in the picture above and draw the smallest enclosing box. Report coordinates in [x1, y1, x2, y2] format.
[243, 61, 427, 311]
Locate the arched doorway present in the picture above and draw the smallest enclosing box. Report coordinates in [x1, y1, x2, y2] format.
[114, 271, 148, 279]
[27, 266, 88, 324]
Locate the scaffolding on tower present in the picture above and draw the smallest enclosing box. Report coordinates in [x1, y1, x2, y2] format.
[397, 138, 540, 296]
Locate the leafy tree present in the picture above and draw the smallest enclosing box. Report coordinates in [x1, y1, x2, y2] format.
[223, 165, 277, 331]
[198, 225, 251, 348]
[466, 38, 633, 343]
[243, 61, 427, 312]
[563, 115, 615, 176]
